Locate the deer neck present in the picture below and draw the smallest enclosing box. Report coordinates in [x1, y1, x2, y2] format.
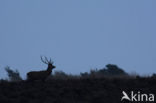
[47, 68, 52, 74]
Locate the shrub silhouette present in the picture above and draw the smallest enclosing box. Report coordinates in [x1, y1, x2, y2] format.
[80, 72, 89, 77]
[47, 70, 79, 80]
[104, 64, 127, 76]
[53, 70, 68, 79]
[81, 64, 128, 78]
[5, 66, 22, 81]
[152, 73, 156, 78]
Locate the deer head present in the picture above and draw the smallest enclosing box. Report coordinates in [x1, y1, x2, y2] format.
[41, 56, 56, 72]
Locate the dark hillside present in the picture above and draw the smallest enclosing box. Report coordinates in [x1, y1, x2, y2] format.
[0, 77, 156, 103]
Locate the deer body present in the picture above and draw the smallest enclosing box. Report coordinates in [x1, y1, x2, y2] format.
[27, 56, 56, 81]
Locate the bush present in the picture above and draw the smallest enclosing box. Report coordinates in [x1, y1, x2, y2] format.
[104, 64, 128, 76]
[52, 71, 69, 79]
[81, 64, 128, 78]
[5, 66, 22, 81]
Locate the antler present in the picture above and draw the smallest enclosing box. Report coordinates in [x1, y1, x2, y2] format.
[40, 56, 53, 64]
[45, 57, 49, 63]
[41, 56, 48, 64]
[49, 58, 54, 64]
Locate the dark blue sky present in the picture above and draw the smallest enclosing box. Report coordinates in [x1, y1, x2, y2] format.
[0, 0, 156, 78]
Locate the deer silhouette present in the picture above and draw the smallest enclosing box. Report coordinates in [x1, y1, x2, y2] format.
[27, 56, 56, 81]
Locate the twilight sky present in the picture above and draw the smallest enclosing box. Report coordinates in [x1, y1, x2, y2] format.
[0, 0, 156, 79]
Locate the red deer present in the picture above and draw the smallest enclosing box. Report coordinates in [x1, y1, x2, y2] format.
[27, 56, 56, 81]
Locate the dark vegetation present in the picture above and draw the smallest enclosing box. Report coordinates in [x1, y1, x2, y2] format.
[5, 66, 22, 82]
[1, 64, 156, 103]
